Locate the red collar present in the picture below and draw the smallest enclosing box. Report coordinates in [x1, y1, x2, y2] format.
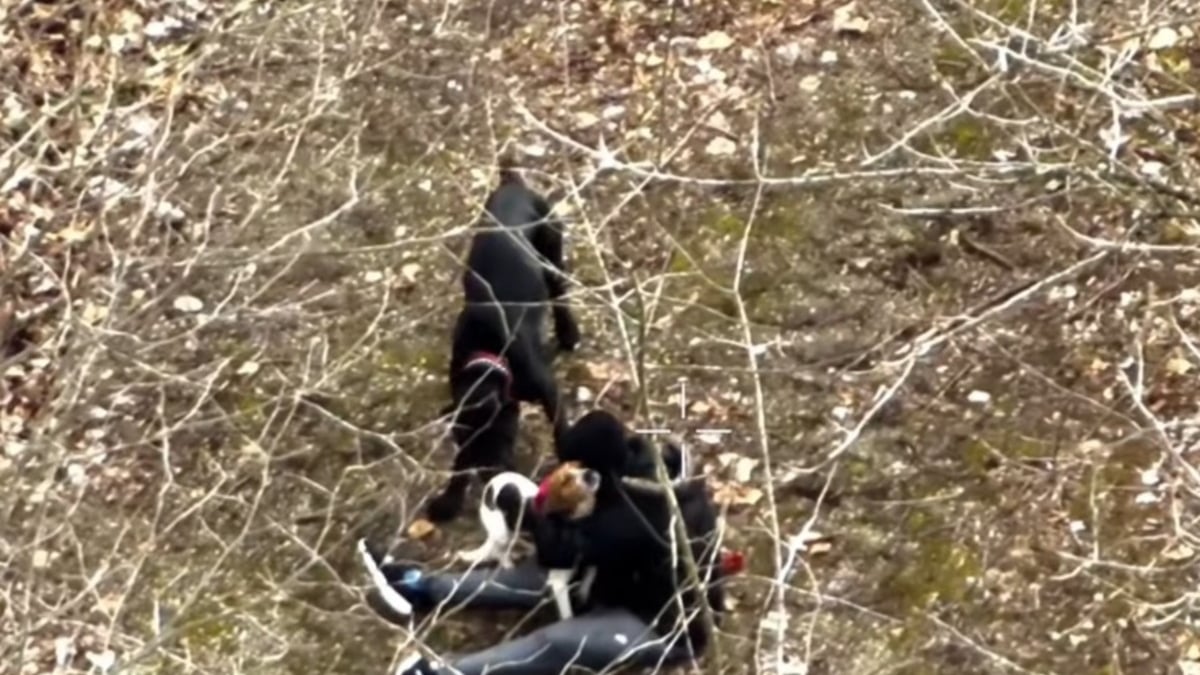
[463, 351, 513, 399]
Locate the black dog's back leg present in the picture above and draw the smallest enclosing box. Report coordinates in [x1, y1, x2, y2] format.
[531, 210, 580, 353]
[509, 336, 568, 444]
[426, 442, 480, 523]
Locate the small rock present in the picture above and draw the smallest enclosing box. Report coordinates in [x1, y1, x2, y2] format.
[86, 650, 116, 673]
[966, 390, 991, 405]
[144, 17, 184, 40]
[520, 143, 546, 158]
[574, 111, 600, 129]
[66, 464, 86, 487]
[697, 429, 730, 445]
[819, 50, 839, 65]
[601, 104, 625, 120]
[1139, 161, 1165, 178]
[798, 74, 821, 92]
[155, 200, 185, 226]
[775, 43, 803, 66]
[172, 295, 204, 313]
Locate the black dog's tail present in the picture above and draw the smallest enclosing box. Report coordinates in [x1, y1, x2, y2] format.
[497, 155, 524, 186]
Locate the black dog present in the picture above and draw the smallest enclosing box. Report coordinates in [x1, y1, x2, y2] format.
[424, 162, 581, 523]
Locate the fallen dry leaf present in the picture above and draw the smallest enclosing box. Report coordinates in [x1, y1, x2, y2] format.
[705, 111, 732, 134]
[400, 262, 421, 283]
[733, 456, 759, 483]
[832, 1, 870, 35]
[56, 222, 93, 244]
[1147, 26, 1179, 50]
[1187, 640, 1200, 660]
[582, 360, 629, 382]
[574, 111, 600, 129]
[81, 302, 108, 326]
[697, 31, 734, 52]
[408, 518, 436, 540]
[808, 540, 833, 556]
[1165, 356, 1193, 375]
[705, 137, 737, 157]
[714, 482, 763, 508]
[86, 650, 116, 673]
[1163, 543, 1195, 561]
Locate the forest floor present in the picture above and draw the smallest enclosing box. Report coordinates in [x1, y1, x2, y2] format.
[3, 0, 1200, 674]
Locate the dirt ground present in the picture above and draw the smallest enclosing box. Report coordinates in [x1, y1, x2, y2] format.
[3, 0, 1200, 674]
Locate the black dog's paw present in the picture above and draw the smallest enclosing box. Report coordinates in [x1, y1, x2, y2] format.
[425, 492, 464, 523]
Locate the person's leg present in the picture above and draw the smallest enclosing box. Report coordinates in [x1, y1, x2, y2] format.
[395, 608, 697, 675]
[360, 540, 551, 624]
[423, 563, 548, 612]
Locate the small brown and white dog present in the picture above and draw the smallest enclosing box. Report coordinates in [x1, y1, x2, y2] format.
[457, 462, 599, 619]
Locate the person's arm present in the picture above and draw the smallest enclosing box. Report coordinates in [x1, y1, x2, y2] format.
[496, 481, 671, 570]
[624, 435, 687, 481]
[494, 483, 586, 568]
[574, 492, 671, 568]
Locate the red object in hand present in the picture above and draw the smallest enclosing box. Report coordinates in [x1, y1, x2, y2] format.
[720, 549, 746, 575]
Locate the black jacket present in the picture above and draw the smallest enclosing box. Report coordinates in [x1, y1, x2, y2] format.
[521, 411, 728, 656]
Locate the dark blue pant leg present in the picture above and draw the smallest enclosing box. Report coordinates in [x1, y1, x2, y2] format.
[430, 608, 696, 675]
[422, 562, 549, 613]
